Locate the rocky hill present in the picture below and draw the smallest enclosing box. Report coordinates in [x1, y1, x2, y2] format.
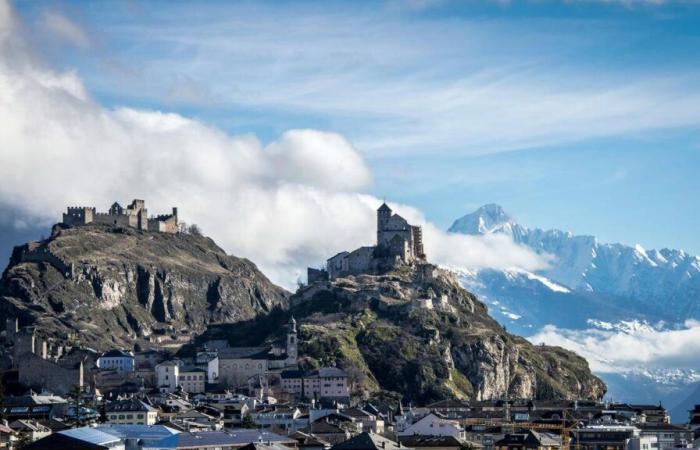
[197, 264, 606, 404]
[0, 224, 289, 351]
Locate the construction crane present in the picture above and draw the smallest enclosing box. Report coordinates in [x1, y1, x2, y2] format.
[458, 410, 578, 450]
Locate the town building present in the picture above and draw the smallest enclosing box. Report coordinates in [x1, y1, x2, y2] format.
[571, 425, 657, 450]
[97, 349, 135, 373]
[331, 432, 410, 450]
[400, 435, 482, 450]
[494, 430, 561, 450]
[156, 360, 180, 393]
[398, 412, 465, 440]
[178, 366, 207, 393]
[637, 423, 693, 450]
[104, 398, 159, 425]
[341, 408, 384, 434]
[281, 367, 350, 401]
[216, 317, 298, 388]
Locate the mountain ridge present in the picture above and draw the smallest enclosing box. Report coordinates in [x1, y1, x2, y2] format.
[0, 223, 290, 352]
[450, 204, 700, 320]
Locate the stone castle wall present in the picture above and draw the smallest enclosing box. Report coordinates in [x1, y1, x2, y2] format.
[18, 244, 73, 278]
[62, 200, 177, 234]
[18, 353, 83, 394]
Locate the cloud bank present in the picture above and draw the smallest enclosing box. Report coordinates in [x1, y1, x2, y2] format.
[528, 319, 700, 373]
[0, 2, 547, 288]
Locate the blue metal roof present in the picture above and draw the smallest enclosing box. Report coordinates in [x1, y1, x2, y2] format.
[95, 424, 180, 440]
[60, 427, 122, 446]
[155, 429, 296, 449]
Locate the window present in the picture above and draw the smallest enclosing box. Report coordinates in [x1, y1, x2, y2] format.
[137, 414, 144, 419]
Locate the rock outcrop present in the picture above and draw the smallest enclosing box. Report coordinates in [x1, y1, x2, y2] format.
[0, 224, 289, 350]
[199, 264, 606, 404]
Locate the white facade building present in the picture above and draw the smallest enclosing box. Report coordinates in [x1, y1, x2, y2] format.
[97, 349, 135, 373]
[155, 361, 179, 393]
[398, 412, 465, 440]
[281, 367, 350, 400]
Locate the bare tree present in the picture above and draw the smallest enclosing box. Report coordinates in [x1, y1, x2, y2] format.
[188, 224, 202, 236]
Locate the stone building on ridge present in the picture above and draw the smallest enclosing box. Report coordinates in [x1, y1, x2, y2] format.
[62, 199, 178, 233]
[309, 202, 426, 282]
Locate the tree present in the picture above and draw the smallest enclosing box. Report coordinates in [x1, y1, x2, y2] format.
[98, 402, 108, 424]
[241, 414, 257, 429]
[188, 224, 202, 236]
[70, 384, 86, 426]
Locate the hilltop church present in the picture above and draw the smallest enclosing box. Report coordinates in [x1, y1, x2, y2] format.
[309, 203, 426, 282]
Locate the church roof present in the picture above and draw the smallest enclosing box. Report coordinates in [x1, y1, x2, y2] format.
[99, 349, 133, 359]
[218, 347, 271, 360]
[378, 203, 392, 212]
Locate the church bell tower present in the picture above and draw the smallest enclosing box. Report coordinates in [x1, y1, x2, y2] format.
[286, 317, 298, 366]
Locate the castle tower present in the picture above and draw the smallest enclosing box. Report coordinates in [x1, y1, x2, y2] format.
[286, 317, 298, 366]
[377, 203, 392, 244]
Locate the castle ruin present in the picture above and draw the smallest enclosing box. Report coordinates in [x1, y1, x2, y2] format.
[62, 199, 178, 233]
[308, 202, 426, 282]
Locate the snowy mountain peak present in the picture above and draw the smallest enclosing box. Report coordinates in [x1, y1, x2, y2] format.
[448, 203, 517, 235]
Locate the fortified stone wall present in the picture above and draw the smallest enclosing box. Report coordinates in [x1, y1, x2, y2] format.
[17, 244, 73, 278]
[61, 200, 177, 233]
[18, 353, 83, 394]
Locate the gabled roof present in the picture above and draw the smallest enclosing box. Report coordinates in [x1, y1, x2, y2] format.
[158, 429, 296, 448]
[426, 399, 470, 409]
[105, 398, 157, 413]
[99, 349, 133, 359]
[378, 203, 392, 213]
[495, 430, 561, 448]
[341, 408, 373, 418]
[22, 432, 115, 450]
[399, 435, 471, 448]
[291, 431, 332, 447]
[302, 421, 347, 434]
[218, 347, 271, 360]
[331, 432, 408, 450]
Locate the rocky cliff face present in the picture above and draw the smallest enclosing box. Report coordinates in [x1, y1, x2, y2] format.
[199, 264, 606, 404]
[0, 224, 289, 350]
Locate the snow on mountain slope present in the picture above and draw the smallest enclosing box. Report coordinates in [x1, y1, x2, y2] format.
[450, 204, 700, 410]
[450, 204, 700, 321]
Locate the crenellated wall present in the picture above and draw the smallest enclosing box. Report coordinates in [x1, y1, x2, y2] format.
[61, 199, 178, 233]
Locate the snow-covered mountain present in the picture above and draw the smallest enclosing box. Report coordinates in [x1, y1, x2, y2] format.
[450, 204, 700, 416]
[450, 204, 700, 322]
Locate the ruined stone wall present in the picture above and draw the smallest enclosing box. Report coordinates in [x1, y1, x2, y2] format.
[18, 353, 83, 394]
[18, 245, 73, 278]
[148, 215, 178, 233]
[307, 268, 328, 284]
[63, 207, 95, 226]
[92, 213, 130, 228]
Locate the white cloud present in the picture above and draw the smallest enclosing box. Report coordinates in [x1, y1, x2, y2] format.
[0, 0, 547, 288]
[41, 11, 91, 48]
[528, 320, 700, 373]
[74, 2, 700, 159]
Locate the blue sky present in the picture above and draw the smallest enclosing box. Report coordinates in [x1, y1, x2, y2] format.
[11, 0, 700, 254]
